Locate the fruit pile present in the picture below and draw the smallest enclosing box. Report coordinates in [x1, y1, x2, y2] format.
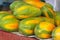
[0, 0, 60, 40]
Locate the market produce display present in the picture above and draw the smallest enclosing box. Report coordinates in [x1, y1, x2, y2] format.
[0, 0, 60, 40]
[24, 0, 55, 19]
[19, 17, 54, 36]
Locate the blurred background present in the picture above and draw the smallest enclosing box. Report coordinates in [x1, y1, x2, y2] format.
[0, 0, 14, 11]
[0, 0, 60, 11]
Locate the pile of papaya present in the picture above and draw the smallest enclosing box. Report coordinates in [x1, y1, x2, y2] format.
[0, 0, 60, 40]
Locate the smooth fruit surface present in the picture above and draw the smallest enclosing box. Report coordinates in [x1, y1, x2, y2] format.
[19, 17, 41, 36]
[35, 22, 55, 39]
[14, 5, 41, 19]
[0, 12, 19, 32]
[52, 27, 60, 40]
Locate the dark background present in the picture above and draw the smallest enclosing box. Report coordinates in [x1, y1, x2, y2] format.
[0, 0, 45, 11]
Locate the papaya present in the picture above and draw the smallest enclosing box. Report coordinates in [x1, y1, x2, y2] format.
[24, 0, 45, 8]
[0, 11, 19, 32]
[45, 3, 53, 9]
[19, 17, 54, 36]
[41, 5, 55, 19]
[39, 17, 54, 24]
[24, 0, 55, 19]
[55, 12, 60, 26]
[19, 17, 41, 36]
[52, 26, 60, 40]
[34, 22, 55, 39]
[10, 1, 28, 11]
[13, 5, 41, 19]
